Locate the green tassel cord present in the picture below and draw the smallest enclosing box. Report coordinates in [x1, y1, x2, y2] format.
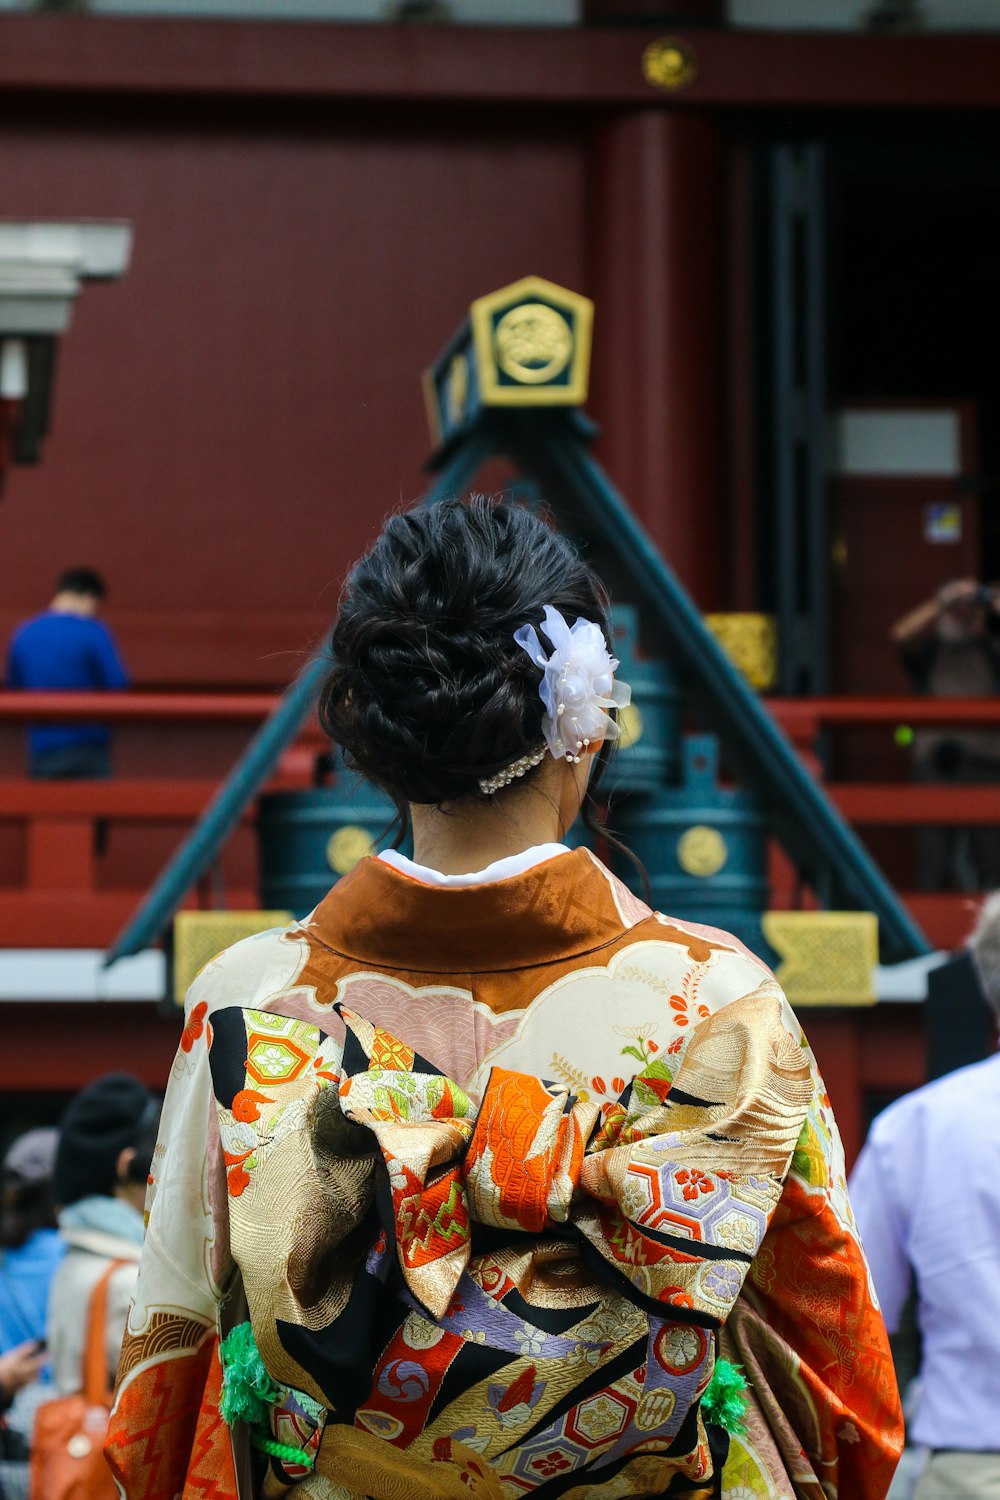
[251, 1433, 316, 1470]
[701, 1358, 749, 1435]
[219, 1323, 317, 1473]
[219, 1322, 280, 1430]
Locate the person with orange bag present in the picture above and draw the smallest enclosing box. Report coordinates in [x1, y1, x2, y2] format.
[29, 1078, 159, 1500]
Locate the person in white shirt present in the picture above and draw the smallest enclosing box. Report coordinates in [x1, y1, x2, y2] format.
[47, 1075, 159, 1397]
[850, 893, 1000, 1500]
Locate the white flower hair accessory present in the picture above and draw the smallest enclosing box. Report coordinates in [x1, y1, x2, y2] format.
[514, 605, 631, 764]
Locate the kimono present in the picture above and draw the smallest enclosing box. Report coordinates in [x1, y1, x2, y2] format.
[106, 847, 902, 1500]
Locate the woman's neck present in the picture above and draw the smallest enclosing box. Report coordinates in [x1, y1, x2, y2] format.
[408, 753, 593, 876]
[409, 787, 565, 877]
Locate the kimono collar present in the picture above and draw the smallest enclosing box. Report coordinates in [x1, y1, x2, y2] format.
[306, 846, 644, 974]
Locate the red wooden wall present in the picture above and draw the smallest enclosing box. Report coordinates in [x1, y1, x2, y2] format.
[4, 16, 1000, 706]
[0, 101, 587, 695]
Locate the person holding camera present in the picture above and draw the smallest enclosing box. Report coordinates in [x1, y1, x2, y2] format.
[891, 577, 1000, 890]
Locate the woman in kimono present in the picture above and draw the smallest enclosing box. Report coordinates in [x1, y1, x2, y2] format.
[107, 497, 902, 1500]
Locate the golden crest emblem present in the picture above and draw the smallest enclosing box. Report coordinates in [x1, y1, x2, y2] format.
[425, 276, 594, 442]
[642, 37, 698, 92]
[677, 824, 728, 878]
[327, 825, 376, 875]
[468, 276, 593, 408]
[494, 303, 574, 385]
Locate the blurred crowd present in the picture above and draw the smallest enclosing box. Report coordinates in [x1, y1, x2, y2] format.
[0, 1077, 159, 1500]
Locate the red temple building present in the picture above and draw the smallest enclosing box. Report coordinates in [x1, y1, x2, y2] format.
[2, 0, 1000, 1163]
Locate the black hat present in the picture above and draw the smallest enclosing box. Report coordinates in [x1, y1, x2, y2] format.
[55, 1074, 154, 1207]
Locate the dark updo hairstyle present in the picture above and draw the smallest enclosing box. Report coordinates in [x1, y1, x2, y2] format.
[319, 496, 614, 828]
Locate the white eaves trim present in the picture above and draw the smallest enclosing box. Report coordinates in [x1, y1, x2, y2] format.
[0, 949, 165, 1003]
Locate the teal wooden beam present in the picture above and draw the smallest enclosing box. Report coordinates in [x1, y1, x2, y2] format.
[489, 407, 930, 962]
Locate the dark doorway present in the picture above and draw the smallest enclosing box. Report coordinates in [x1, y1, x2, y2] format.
[827, 121, 1000, 696]
[753, 119, 1000, 691]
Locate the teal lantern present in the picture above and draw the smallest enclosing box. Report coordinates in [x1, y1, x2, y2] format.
[613, 735, 773, 963]
[603, 606, 681, 796]
[258, 763, 408, 919]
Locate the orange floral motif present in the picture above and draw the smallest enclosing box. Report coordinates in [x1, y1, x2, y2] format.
[591, 1102, 644, 1151]
[431, 1079, 459, 1120]
[667, 996, 710, 1030]
[223, 1148, 253, 1197]
[180, 1001, 208, 1054]
[226, 1163, 250, 1196]
[231, 1089, 273, 1123]
[675, 1168, 714, 1201]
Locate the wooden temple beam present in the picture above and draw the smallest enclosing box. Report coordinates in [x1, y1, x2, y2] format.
[1, 16, 1000, 112]
[583, 1, 723, 20]
[0, 1002, 178, 1091]
[0, 690, 277, 723]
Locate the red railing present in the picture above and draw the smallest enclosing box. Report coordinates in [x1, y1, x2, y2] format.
[0, 691, 997, 951]
[768, 697, 1000, 950]
[0, 692, 277, 723]
[0, 691, 316, 947]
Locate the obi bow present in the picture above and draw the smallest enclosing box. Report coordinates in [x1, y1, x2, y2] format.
[331, 991, 812, 1325]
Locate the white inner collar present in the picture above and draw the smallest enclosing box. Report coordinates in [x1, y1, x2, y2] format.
[377, 843, 570, 888]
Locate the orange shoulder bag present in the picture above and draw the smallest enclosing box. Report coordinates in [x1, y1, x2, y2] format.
[30, 1260, 125, 1500]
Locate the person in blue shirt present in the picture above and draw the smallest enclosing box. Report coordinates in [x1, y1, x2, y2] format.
[5, 567, 129, 777]
[0, 1129, 63, 1412]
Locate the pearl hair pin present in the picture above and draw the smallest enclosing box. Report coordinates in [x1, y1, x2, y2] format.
[478, 744, 548, 796]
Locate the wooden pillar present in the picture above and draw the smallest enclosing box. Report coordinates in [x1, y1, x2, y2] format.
[587, 110, 727, 608]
